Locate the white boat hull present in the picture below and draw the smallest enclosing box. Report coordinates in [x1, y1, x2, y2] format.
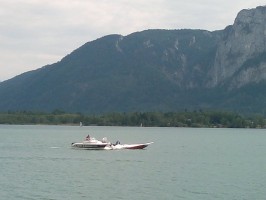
[71, 142, 108, 150]
[105, 142, 153, 150]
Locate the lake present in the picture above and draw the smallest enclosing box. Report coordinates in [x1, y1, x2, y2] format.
[0, 125, 265, 200]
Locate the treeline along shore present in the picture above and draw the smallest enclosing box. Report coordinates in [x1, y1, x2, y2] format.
[0, 110, 266, 128]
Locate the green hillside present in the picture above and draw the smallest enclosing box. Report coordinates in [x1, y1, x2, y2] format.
[0, 28, 266, 115]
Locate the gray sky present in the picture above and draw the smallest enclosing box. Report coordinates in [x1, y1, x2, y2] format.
[0, 0, 265, 81]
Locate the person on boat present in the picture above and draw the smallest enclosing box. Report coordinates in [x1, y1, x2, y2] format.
[102, 137, 108, 143]
[85, 134, 90, 141]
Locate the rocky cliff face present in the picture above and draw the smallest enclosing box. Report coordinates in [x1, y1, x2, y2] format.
[208, 6, 266, 88]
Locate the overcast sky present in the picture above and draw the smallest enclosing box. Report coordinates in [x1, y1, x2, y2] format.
[0, 0, 265, 81]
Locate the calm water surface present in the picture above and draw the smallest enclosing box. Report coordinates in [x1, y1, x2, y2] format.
[0, 125, 266, 200]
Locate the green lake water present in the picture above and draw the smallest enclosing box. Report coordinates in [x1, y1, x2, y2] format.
[0, 125, 265, 200]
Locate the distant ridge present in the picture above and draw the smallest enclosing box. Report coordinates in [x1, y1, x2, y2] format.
[0, 6, 266, 114]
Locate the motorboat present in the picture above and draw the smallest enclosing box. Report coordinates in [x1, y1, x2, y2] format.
[71, 136, 110, 150]
[104, 141, 154, 150]
[71, 135, 153, 150]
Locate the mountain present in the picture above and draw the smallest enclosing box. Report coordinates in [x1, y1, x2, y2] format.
[208, 6, 266, 88]
[0, 6, 266, 114]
